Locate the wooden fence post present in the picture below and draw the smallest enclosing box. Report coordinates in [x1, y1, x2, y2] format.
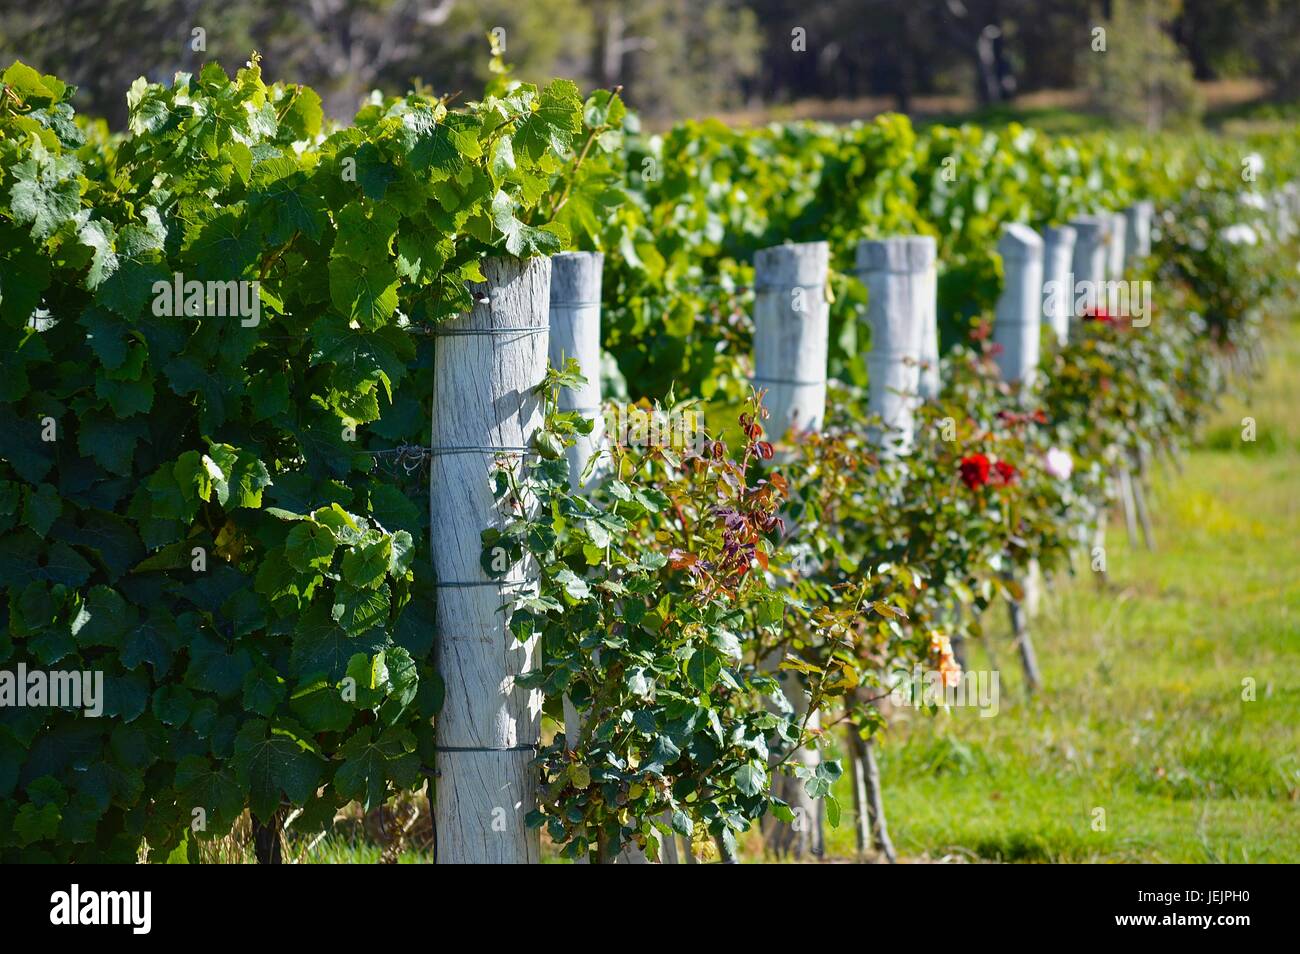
[1067, 216, 1114, 582]
[850, 235, 935, 864]
[548, 251, 605, 490]
[1283, 184, 1300, 240]
[1041, 225, 1076, 347]
[1117, 204, 1158, 550]
[857, 235, 935, 457]
[857, 233, 939, 862]
[545, 251, 638, 861]
[918, 253, 941, 400]
[251, 813, 282, 864]
[992, 224, 1045, 694]
[1106, 211, 1127, 279]
[1124, 201, 1154, 265]
[752, 240, 829, 861]
[752, 242, 830, 436]
[1067, 215, 1107, 331]
[1069, 214, 1107, 283]
[1267, 188, 1289, 240]
[1112, 206, 1155, 547]
[431, 256, 550, 864]
[1128, 199, 1156, 552]
[993, 224, 1044, 388]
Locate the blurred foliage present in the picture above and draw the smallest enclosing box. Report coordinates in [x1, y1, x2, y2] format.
[2, 0, 1299, 130]
[0, 0, 758, 126]
[569, 106, 1300, 403]
[1085, 0, 1203, 130]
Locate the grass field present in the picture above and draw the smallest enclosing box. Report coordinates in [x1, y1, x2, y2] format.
[810, 324, 1300, 863]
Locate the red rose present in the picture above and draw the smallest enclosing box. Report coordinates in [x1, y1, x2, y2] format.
[1082, 308, 1112, 323]
[959, 453, 991, 489]
[993, 460, 1018, 485]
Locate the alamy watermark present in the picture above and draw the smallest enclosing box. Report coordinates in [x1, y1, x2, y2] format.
[1044, 275, 1153, 327]
[890, 665, 1000, 717]
[0, 665, 103, 716]
[604, 403, 707, 455]
[50, 884, 151, 934]
[152, 272, 261, 327]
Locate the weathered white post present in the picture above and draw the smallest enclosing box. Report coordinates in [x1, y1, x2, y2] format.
[849, 235, 935, 864]
[857, 236, 935, 457]
[992, 224, 1045, 693]
[918, 255, 941, 400]
[1106, 211, 1127, 279]
[1109, 202, 1154, 559]
[1284, 184, 1300, 240]
[549, 253, 653, 863]
[1068, 215, 1107, 330]
[1123, 201, 1154, 266]
[431, 256, 550, 864]
[1132, 448, 1156, 551]
[993, 224, 1044, 388]
[1067, 216, 1115, 583]
[546, 251, 630, 861]
[548, 251, 605, 490]
[1113, 206, 1156, 547]
[752, 241, 829, 861]
[1279, 189, 1296, 240]
[1117, 466, 1141, 547]
[1069, 215, 1107, 283]
[1268, 188, 1290, 240]
[752, 242, 830, 436]
[1041, 225, 1076, 347]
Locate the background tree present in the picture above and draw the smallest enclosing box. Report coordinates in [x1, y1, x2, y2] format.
[585, 0, 762, 119]
[1238, 0, 1300, 99]
[1084, 0, 1203, 129]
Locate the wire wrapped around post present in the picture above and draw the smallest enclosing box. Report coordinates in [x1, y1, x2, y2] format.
[430, 256, 550, 864]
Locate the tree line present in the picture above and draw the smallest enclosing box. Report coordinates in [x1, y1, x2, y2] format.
[1, 1, 1296, 129]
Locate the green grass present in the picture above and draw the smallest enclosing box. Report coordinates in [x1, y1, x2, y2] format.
[300, 839, 431, 863]
[195, 838, 434, 864]
[819, 325, 1300, 863]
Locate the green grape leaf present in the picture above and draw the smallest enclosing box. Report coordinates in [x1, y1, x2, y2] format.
[512, 79, 582, 163]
